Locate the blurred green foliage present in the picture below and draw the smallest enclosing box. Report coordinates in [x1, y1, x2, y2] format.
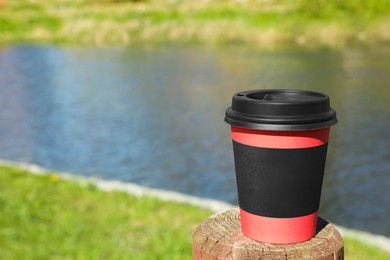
[295, 0, 390, 17]
[0, 0, 389, 47]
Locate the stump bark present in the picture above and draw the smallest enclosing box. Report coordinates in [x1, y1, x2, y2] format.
[192, 208, 344, 259]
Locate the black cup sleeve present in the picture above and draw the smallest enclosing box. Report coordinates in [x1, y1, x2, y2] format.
[233, 141, 328, 218]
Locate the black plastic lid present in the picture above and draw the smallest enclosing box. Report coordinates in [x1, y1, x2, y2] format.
[225, 89, 338, 131]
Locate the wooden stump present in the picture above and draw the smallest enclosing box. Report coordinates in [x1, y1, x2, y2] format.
[192, 209, 344, 259]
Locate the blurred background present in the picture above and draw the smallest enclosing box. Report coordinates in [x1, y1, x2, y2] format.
[0, 0, 389, 239]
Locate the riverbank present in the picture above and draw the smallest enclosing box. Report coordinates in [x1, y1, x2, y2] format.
[1, 0, 390, 47]
[0, 161, 389, 258]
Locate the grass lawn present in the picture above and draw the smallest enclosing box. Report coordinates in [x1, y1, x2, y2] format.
[0, 164, 389, 259]
[0, 165, 210, 259]
[0, 0, 390, 47]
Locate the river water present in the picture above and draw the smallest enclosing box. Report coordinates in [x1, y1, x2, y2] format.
[0, 45, 389, 236]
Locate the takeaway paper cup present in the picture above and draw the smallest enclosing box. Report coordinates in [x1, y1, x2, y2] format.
[225, 89, 337, 244]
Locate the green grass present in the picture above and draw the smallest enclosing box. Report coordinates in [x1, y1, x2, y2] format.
[0, 164, 389, 259]
[344, 237, 390, 260]
[0, 0, 390, 47]
[0, 165, 211, 259]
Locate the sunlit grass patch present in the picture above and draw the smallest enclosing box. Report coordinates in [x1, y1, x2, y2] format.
[0, 165, 211, 259]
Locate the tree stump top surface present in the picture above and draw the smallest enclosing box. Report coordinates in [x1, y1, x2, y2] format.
[193, 208, 344, 260]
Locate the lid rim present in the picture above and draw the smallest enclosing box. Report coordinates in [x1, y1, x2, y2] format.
[225, 117, 338, 131]
[226, 107, 336, 124]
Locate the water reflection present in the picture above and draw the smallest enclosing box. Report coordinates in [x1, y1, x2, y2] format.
[0, 45, 389, 236]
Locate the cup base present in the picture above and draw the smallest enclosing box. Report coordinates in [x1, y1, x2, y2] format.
[240, 208, 318, 244]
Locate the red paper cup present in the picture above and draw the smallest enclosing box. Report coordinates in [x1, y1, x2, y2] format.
[225, 89, 337, 244]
